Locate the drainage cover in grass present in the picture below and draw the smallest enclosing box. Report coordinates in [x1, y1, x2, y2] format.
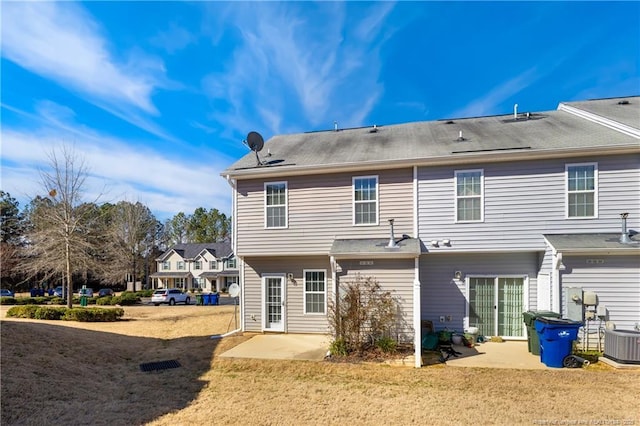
[139, 360, 181, 372]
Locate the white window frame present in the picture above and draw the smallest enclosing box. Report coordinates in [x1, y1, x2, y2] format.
[454, 169, 484, 223]
[162, 261, 170, 270]
[194, 261, 202, 270]
[565, 162, 598, 219]
[177, 261, 185, 270]
[209, 260, 218, 270]
[227, 257, 237, 269]
[264, 181, 288, 229]
[303, 269, 327, 315]
[353, 175, 379, 226]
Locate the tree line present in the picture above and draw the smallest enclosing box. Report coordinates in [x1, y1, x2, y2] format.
[0, 147, 231, 305]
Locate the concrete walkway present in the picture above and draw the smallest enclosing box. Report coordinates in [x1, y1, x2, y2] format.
[219, 334, 616, 370]
[219, 333, 331, 361]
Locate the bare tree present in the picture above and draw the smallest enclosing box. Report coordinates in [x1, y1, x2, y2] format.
[104, 201, 159, 291]
[21, 146, 99, 307]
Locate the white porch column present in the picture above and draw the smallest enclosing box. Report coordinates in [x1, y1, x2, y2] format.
[413, 257, 421, 368]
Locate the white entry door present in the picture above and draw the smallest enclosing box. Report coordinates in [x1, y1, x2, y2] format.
[263, 275, 285, 332]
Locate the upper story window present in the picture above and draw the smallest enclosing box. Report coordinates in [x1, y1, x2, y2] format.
[265, 182, 287, 228]
[227, 257, 237, 269]
[455, 169, 484, 222]
[353, 176, 378, 225]
[177, 261, 185, 270]
[194, 261, 202, 270]
[304, 270, 326, 314]
[566, 163, 597, 218]
[209, 260, 219, 270]
[162, 261, 170, 270]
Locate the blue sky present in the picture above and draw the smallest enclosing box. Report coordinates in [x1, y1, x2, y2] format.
[1, 1, 638, 221]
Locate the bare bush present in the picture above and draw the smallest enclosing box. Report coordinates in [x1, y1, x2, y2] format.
[328, 274, 399, 355]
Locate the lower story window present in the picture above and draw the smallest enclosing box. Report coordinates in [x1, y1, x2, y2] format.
[304, 270, 326, 314]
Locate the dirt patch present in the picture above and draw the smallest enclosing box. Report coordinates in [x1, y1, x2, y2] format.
[2, 305, 639, 425]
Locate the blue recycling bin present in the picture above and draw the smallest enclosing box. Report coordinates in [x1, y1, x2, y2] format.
[210, 293, 219, 305]
[534, 317, 582, 368]
[202, 293, 211, 305]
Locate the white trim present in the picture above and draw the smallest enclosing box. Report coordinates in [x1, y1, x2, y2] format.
[565, 162, 598, 219]
[303, 269, 327, 315]
[261, 273, 287, 332]
[352, 175, 379, 226]
[413, 257, 421, 368]
[454, 169, 484, 223]
[264, 181, 288, 229]
[465, 275, 528, 339]
[558, 103, 640, 138]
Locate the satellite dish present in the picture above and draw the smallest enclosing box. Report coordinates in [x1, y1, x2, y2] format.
[247, 131, 264, 152]
[228, 283, 240, 298]
[246, 131, 265, 166]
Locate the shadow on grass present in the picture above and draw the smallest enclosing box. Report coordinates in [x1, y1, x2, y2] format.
[1, 320, 223, 425]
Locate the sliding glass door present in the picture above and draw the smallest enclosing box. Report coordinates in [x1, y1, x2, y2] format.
[468, 277, 525, 338]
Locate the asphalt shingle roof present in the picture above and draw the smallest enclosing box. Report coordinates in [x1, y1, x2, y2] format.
[223, 96, 639, 177]
[157, 242, 233, 261]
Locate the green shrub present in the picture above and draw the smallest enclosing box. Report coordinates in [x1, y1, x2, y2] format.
[6, 305, 39, 318]
[376, 336, 397, 353]
[0, 297, 16, 305]
[63, 307, 124, 322]
[136, 289, 153, 297]
[34, 306, 66, 320]
[96, 296, 113, 305]
[5, 304, 123, 322]
[50, 296, 66, 305]
[329, 338, 349, 357]
[118, 292, 139, 306]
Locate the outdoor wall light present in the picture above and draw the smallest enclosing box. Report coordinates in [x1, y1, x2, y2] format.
[454, 271, 463, 280]
[442, 239, 451, 246]
[430, 240, 439, 247]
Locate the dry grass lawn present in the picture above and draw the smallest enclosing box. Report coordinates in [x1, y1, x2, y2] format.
[1, 305, 639, 426]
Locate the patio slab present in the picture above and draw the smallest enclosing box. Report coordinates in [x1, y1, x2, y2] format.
[434, 340, 549, 369]
[219, 333, 331, 361]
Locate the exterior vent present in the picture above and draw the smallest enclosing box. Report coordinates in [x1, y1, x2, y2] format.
[604, 329, 640, 364]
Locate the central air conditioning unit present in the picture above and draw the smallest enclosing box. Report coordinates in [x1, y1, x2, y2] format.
[603, 329, 640, 364]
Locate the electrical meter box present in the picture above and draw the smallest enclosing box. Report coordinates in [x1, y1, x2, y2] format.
[566, 287, 584, 322]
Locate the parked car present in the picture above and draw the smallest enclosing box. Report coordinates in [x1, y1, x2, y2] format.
[78, 288, 94, 297]
[1, 289, 14, 297]
[151, 289, 190, 306]
[53, 286, 66, 298]
[98, 288, 114, 297]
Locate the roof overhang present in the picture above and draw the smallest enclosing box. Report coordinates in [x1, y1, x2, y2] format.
[222, 145, 639, 180]
[544, 233, 640, 255]
[329, 238, 422, 260]
[149, 272, 193, 278]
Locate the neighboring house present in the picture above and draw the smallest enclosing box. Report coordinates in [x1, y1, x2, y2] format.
[222, 96, 640, 367]
[150, 242, 239, 293]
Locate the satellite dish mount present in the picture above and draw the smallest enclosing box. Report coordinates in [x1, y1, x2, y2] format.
[246, 131, 265, 166]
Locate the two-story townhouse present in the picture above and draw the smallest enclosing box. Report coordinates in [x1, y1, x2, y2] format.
[222, 96, 640, 367]
[150, 242, 239, 292]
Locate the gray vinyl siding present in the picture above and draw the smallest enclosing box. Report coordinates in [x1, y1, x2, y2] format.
[418, 154, 640, 252]
[336, 258, 415, 343]
[420, 252, 540, 332]
[235, 168, 414, 255]
[242, 256, 331, 334]
[560, 255, 640, 331]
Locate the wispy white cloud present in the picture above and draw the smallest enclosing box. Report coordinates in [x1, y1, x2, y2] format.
[1, 104, 232, 220]
[450, 67, 540, 118]
[150, 23, 197, 54]
[201, 2, 397, 135]
[1, 2, 163, 114]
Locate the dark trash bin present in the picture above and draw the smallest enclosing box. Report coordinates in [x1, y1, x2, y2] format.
[535, 317, 582, 368]
[210, 293, 219, 305]
[523, 310, 562, 355]
[195, 294, 203, 306]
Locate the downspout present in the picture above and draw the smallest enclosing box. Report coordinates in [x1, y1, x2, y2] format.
[413, 165, 422, 368]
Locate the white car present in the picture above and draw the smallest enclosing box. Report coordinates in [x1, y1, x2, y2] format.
[151, 289, 190, 306]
